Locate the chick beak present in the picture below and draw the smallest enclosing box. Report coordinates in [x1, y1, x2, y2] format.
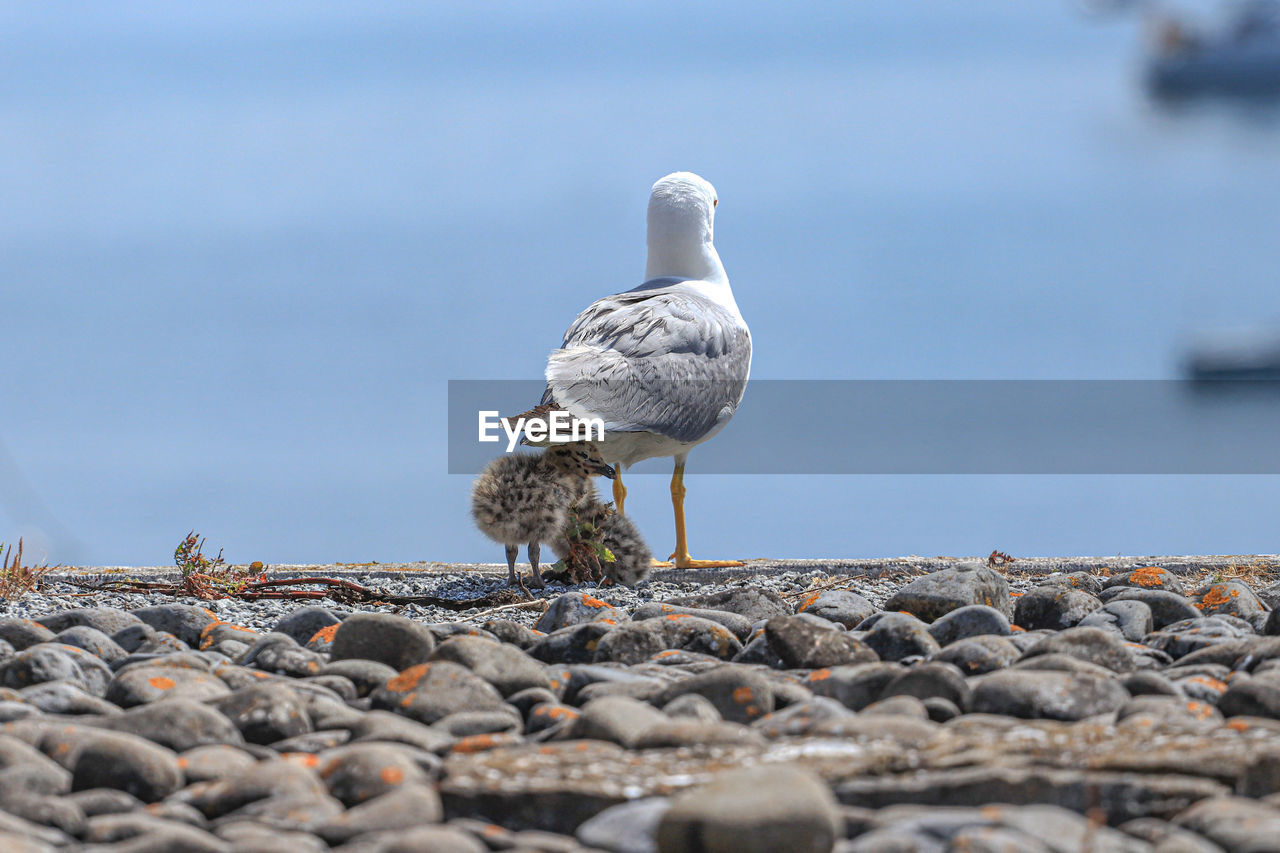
[593, 461, 617, 479]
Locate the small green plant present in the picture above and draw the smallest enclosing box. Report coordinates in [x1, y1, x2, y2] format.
[0, 538, 55, 600]
[550, 506, 616, 584]
[172, 532, 263, 599]
[174, 531, 224, 576]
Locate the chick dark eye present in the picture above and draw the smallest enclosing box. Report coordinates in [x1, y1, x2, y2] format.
[713, 199, 718, 207]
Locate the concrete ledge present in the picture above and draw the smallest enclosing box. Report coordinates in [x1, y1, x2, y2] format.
[45, 553, 1280, 587]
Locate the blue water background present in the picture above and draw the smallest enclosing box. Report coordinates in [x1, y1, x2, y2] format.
[5, 1, 1280, 566]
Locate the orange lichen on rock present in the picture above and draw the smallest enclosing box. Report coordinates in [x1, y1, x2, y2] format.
[581, 595, 610, 609]
[1185, 676, 1227, 694]
[808, 668, 832, 682]
[1130, 566, 1168, 587]
[1199, 585, 1239, 608]
[310, 624, 340, 644]
[798, 593, 821, 611]
[732, 687, 755, 704]
[534, 706, 578, 721]
[386, 664, 430, 692]
[379, 766, 404, 785]
[452, 734, 498, 754]
[1186, 701, 1216, 720]
[1226, 719, 1251, 731]
[665, 614, 693, 621]
[148, 676, 175, 690]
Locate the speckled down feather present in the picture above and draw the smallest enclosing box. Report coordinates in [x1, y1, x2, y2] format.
[470, 454, 576, 549]
[554, 496, 651, 587]
[596, 510, 651, 586]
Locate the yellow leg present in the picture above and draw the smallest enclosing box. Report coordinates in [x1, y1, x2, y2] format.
[665, 460, 744, 570]
[612, 473, 627, 516]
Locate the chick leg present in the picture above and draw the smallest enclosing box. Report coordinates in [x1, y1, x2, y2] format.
[504, 544, 519, 586]
[527, 541, 546, 588]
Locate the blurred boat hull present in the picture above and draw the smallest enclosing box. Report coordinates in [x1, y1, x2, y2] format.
[1148, 43, 1280, 97]
[1183, 328, 1280, 380]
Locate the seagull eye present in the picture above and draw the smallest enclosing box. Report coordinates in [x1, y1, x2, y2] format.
[713, 199, 718, 207]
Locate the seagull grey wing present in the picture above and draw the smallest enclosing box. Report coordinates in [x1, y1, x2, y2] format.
[543, 289, 751, 444]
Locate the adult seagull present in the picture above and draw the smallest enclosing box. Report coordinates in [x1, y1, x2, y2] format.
[516, 172, 751, 569]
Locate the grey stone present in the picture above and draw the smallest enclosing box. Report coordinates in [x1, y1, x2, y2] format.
[863, 613, 940, 662]
[633, 603, 753, 640]
[969, 669, 1129, 720]
[130, 605, 220, 648]
[1018, 626, 1139, 673]
[2, 644, 112, 696]
[926, 605, 1011, 646]
[794, 590, 877, 629]
[594, 616, 742, 664]
[884, 563, 1012, 621]
[570, 695, 668, 747]
[765, 615, 878, 670]
[428, 635, 550, 696]
[577, 797, 669, 853]
[1103, 566, 1185, 593]
[1014, 586, 1102, 631]
[99, 698, 244, 751]
[1189, 581, 1268, 622]
[270, 607, 341, 645]
[1173, 796, 1280, 852]
[1109, 590, 1200, 629]
[656, 765, 841, 853]
[106, 664, 231, 707]
[208, 683, 312, 745]
[932, 635, 1020, 675]
[315, 742, 431, 807]
[881, 662, 970, 708]
[315, 783, 443, 844]
[369, 660, 507, 725]
[535, 592, 628, 633]
[329, 613, 437, 672]
[807, 663, 906, 711]
[652, 667, 774, 724]
[1079, 600, 1154, 642]
[0, 619, 56, 651]
[70, 731, 183, 802]
[667, 587, 792, 622]
[321, 659, 398, 697]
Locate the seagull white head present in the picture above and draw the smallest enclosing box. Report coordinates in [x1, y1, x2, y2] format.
[645, 171, 725, 285]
